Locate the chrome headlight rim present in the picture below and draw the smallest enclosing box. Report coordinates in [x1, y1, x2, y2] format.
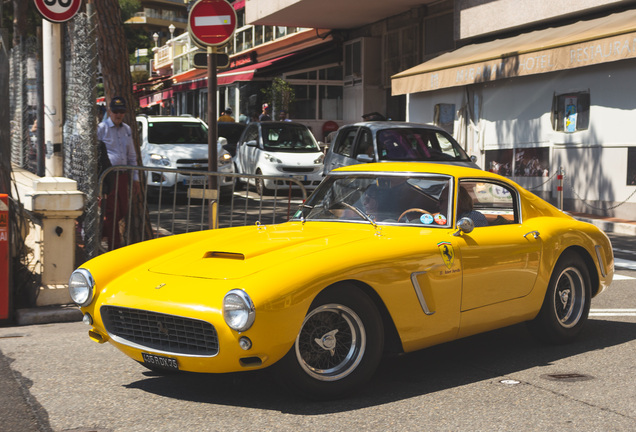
[68, 268, 95, 307]
[223, 289, 255, 332]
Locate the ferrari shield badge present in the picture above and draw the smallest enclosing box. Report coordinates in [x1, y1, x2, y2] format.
[437, 241, 455, 269]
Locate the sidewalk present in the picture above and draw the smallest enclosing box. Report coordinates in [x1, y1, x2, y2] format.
[4, 212, 635, 328]
[568, 212, 636, 236]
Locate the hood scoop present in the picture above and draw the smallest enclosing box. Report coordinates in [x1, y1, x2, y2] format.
[203, 251, 245, 260]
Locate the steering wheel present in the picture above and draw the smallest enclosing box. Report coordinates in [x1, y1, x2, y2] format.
[398, 208, 431, 223]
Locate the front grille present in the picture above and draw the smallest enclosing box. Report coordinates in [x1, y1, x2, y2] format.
[101, 306, 218, 356]
[176, 158, 208, 171]
[281, 167, 314, 173]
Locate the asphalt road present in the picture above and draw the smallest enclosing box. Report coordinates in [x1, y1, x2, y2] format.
[1, 234, 635, 432]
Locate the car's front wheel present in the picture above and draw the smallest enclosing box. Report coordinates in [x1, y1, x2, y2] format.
[277, 285, 384, 400]
[528, 251, 591, 344]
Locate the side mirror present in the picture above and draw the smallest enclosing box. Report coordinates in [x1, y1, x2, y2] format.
[470, 155, 478, 163]
[246, 140, 258, 147]
[356, 154, 374, 163]
[453, 217, 474, 236]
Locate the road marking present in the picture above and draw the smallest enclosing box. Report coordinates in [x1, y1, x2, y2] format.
[590, 309, 636, 317]
[614, 258, 636, 270]
[613, 274, 635, 280]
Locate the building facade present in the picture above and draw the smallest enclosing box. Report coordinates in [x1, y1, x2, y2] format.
[143, 0, 635, 218]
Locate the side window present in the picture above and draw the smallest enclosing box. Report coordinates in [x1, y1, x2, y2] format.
[243, 125, 259, 144]
[136, 121, 144, 143]
[353, 128, 373, 159]
[333, 127, 358, 157]
[457, 180, 518, 227]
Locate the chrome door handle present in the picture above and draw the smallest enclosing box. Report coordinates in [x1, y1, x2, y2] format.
[524, 231, 540, 239]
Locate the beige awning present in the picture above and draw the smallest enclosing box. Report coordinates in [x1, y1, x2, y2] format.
[392, 9, 636, 95]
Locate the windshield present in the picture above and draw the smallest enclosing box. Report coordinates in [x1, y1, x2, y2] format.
[293, 174, 453, 226]
[262, 124, 320, 152]
[148, 121, 208, 144]
[376, 128, 470, 162]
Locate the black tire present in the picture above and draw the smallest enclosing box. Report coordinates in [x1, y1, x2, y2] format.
[255, 169, 267, 195]
[276, 285, 384, 400]
[528, 252, 591, 344]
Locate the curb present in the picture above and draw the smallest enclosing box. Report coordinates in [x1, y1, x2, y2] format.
[14, 306, 82, 326]
[573, 217, 636, 236]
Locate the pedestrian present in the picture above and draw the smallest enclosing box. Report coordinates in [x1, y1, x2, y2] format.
[362, 112, 386, 121]
[97, 96, 139, 250]
[259, 103, 272, 121]
[278, 109, 291, 122]
[218, 107, 235, 122]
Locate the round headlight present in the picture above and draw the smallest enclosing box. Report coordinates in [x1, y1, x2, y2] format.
[68, 269, 95, 307]
[223, 289, 255, 332]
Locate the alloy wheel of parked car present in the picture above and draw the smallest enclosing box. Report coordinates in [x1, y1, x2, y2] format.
[528, 252, 591, 344]
[277, 285, 384, 399]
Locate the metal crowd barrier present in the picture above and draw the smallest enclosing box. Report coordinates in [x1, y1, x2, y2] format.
[95, 165, 309, 254]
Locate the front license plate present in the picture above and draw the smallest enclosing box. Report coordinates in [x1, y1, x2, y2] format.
[292, 175, 308, 181]
[183, 177, 206, 186]
[142, 352, 179, 370]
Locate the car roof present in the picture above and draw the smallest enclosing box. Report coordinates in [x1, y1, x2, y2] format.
[342, 121, 448, 132]
[137, 115, 204, 124]
[332, 161, 504, 181]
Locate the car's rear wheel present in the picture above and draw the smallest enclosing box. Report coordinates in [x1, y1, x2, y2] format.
[277, 285, 384, 400]
[528, 252, 591, 344]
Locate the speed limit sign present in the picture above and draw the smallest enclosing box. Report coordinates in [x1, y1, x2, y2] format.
[33, 0, 83, 23]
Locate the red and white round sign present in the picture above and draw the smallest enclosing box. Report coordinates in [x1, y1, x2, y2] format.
[188, 0, 237, 47]
[33, 0, 83, 23]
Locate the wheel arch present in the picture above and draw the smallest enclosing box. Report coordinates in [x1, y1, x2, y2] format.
[318, 279, 404, 355]
[556, 246, 600, 297]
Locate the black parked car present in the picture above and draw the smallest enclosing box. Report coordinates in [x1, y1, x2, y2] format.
[218, 122, 247, 156]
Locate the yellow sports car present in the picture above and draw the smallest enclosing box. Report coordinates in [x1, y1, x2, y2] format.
[69, 162, 614, 399]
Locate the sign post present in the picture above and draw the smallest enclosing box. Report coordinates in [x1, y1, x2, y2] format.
[33, 0, 83, 177]
[188, 0, 236, 229]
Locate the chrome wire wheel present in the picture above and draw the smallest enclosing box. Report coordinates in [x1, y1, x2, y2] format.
[295, 304, 366, 382]
[552, 266, 586, 329]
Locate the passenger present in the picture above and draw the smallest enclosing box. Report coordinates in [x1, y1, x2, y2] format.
[457, 186, 488, 227]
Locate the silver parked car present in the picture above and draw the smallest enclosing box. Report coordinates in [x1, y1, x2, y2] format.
[323, 121, 478, 174]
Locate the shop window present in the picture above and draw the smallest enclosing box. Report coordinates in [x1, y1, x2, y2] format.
[485, 149, 513, 176]
[628, 147, 636, 186]
[318, 85, 343, 120]
[552, 92, 590, 132]
[485, 148, 550, 178]
[434, 104, 455, 135]
[344, 41, 362, 79]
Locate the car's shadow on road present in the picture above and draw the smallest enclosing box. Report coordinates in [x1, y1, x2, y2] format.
[124, 319, 636, 413]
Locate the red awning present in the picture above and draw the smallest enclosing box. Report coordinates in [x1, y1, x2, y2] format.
[139, 89, 174, 108]
[172, 54, 294, 91]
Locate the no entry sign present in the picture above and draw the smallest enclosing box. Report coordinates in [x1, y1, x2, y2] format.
[33, 0, 83, 23]
[188, 0, 237, 47]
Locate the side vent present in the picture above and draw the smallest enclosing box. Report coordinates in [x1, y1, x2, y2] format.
[203, 251, 245, 260]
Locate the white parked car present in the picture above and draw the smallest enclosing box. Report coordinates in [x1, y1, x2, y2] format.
[234, 121, 324, 194]
[136, 115, 234, 193]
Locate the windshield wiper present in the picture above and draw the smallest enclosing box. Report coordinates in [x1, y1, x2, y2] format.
[341, 202, 377, 228]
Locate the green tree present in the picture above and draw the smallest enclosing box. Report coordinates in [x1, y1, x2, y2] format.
[261, 78, 296, 119]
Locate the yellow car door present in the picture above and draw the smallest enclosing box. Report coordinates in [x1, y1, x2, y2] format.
[456, 223, 542, 311]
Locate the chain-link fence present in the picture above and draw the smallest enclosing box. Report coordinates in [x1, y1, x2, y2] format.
[63, 10, 100, 260]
